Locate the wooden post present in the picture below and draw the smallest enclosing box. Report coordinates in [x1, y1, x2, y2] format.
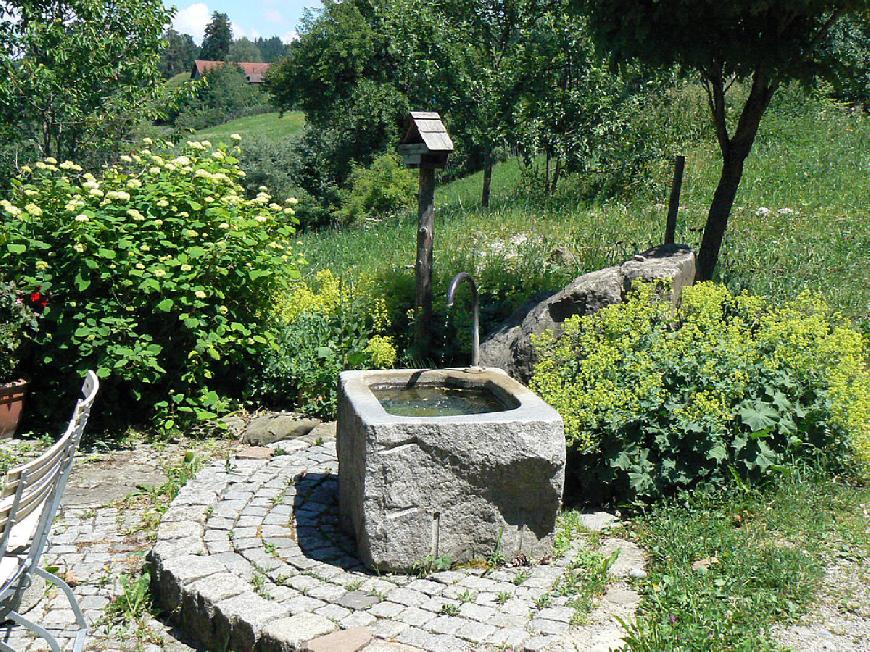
[664, 155, 686, 245]
[415, 167, 436, 355]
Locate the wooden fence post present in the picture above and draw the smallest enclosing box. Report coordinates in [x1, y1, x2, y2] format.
[664, 155, 686, 245]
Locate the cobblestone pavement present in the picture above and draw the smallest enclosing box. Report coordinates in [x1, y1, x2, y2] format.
[0, 442, 217, 652]
[152, 435, 646, 652]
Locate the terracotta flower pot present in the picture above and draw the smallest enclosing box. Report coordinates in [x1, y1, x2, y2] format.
[0, 379, 28, 439]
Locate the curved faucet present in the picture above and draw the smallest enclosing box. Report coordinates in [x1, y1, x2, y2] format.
[446, 272, 480, 369]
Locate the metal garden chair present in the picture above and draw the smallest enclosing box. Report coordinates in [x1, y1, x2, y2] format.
[0, 371, 99, 652]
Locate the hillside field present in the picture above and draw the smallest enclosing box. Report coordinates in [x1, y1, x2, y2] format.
[196, 111, 305, 144]
[299, 103, 869, 328]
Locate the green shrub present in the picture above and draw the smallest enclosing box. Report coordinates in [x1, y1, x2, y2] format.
[531, 282, 868, 503]
[254, 269, 397, 418]
[339, 153, 417, 225]
[234, 135, 325, 228]
[0, 141, 299, 430]
[0, 280, 40, 382]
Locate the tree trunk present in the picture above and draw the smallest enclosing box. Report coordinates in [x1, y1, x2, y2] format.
[552, 158, 562, 193]
[695, 152, 747, 281]
[544, 150, 551, 194]
[696, 68, 777, 281]
[481, 153, 493, 208]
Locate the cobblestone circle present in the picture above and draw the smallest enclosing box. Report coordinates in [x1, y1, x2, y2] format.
[152, 435, 644, 651]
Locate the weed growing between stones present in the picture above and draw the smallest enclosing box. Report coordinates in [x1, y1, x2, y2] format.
[251, 572, 271, 599]
[487, 528, 507, 569]
[457, 589, 476, 604]
[554, 548, 618, 625]
[412, 554, 453, 577]
[121, 452, 204, 539]
[440, 603, 461, 616]
[102, 571, 158, 644]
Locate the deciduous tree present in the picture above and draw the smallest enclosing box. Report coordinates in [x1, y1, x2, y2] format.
[0, 0, 171, 161]
[160, 28, 198, 77]
[254, 36, 287, 63]
[228, 36, 262, 63]
[574, 0, 867, 281]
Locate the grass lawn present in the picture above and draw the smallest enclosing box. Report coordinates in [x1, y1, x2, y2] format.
[299, 102, 868, 327]
[622, 474, 868, 650]
[166, 72, 191, 89]
[196, 111, 305, 144]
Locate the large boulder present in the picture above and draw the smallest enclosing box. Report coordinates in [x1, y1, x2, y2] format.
[480, 244, 695, 382]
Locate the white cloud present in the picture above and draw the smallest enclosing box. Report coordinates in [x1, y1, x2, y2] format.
[265, 9, 284, 24]
[231, 22, 260, 41]
[173, 3, 210, 44]
[281, 30, 299, 44]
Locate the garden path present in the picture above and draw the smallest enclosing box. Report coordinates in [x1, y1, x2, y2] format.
[1, 433, 864, 651]
[773, 551, 870, 651]
[0, 440, 210, 651]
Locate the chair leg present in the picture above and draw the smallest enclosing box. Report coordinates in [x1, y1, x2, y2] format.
[4, 610, 61, 652]
[34, 568, 88, 651]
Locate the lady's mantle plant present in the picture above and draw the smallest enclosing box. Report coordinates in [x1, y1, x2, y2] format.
[0, 139, 299, 429]
[531, 282, 869, 502]
[0, 281, 40, 383]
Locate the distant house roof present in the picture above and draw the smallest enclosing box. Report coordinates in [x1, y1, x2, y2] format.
[191, 60, 271, 84]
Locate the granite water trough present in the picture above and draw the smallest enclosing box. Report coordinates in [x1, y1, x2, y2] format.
[337, 368, 566, 573]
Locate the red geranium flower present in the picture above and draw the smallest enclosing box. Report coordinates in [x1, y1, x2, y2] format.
[28, 288, 48, 309]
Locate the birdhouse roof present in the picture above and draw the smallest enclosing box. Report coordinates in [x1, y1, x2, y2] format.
[400, 111, 454, 153]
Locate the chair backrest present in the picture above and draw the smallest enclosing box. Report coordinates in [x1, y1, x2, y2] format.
[0, 372, 99, 597]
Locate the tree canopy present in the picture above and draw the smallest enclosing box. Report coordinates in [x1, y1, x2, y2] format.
[254, 36, 288, 63]
[160, 28, 198, 77]
[228, 37, 262, 63]
[267, 0, 651, 209]
[0, 0, 171, 160]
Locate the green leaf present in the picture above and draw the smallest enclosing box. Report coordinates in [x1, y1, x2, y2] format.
[708, 444, 728, 463]
[738, 400, 778, 432]
[316, 346, 334, 359]
[75, 271, 91, 291]
[7, 244, 26, 254]
[97, 248, 117, 260]
[156, 298, 174, 312]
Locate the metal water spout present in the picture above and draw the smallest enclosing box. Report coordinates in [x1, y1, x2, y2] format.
[446, 272, 480, 369]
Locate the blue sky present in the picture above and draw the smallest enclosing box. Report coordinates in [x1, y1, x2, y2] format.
[166, 0, 322, 44]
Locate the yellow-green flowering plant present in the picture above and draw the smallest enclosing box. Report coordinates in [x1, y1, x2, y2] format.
[0, 140, 300, 430]
[531, 282, 868, 502]
[254, 269, 398, 418]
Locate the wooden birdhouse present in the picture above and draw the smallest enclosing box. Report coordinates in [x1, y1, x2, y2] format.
[398, 111, 454, 169]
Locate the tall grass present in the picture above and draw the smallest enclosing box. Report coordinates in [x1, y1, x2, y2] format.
[299, 96, 868, 329]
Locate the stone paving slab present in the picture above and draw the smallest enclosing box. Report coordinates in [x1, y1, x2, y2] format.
[152, 437, 643, 651]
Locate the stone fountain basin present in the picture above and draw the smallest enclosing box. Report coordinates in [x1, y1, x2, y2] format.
[337, 368, 566, 573]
